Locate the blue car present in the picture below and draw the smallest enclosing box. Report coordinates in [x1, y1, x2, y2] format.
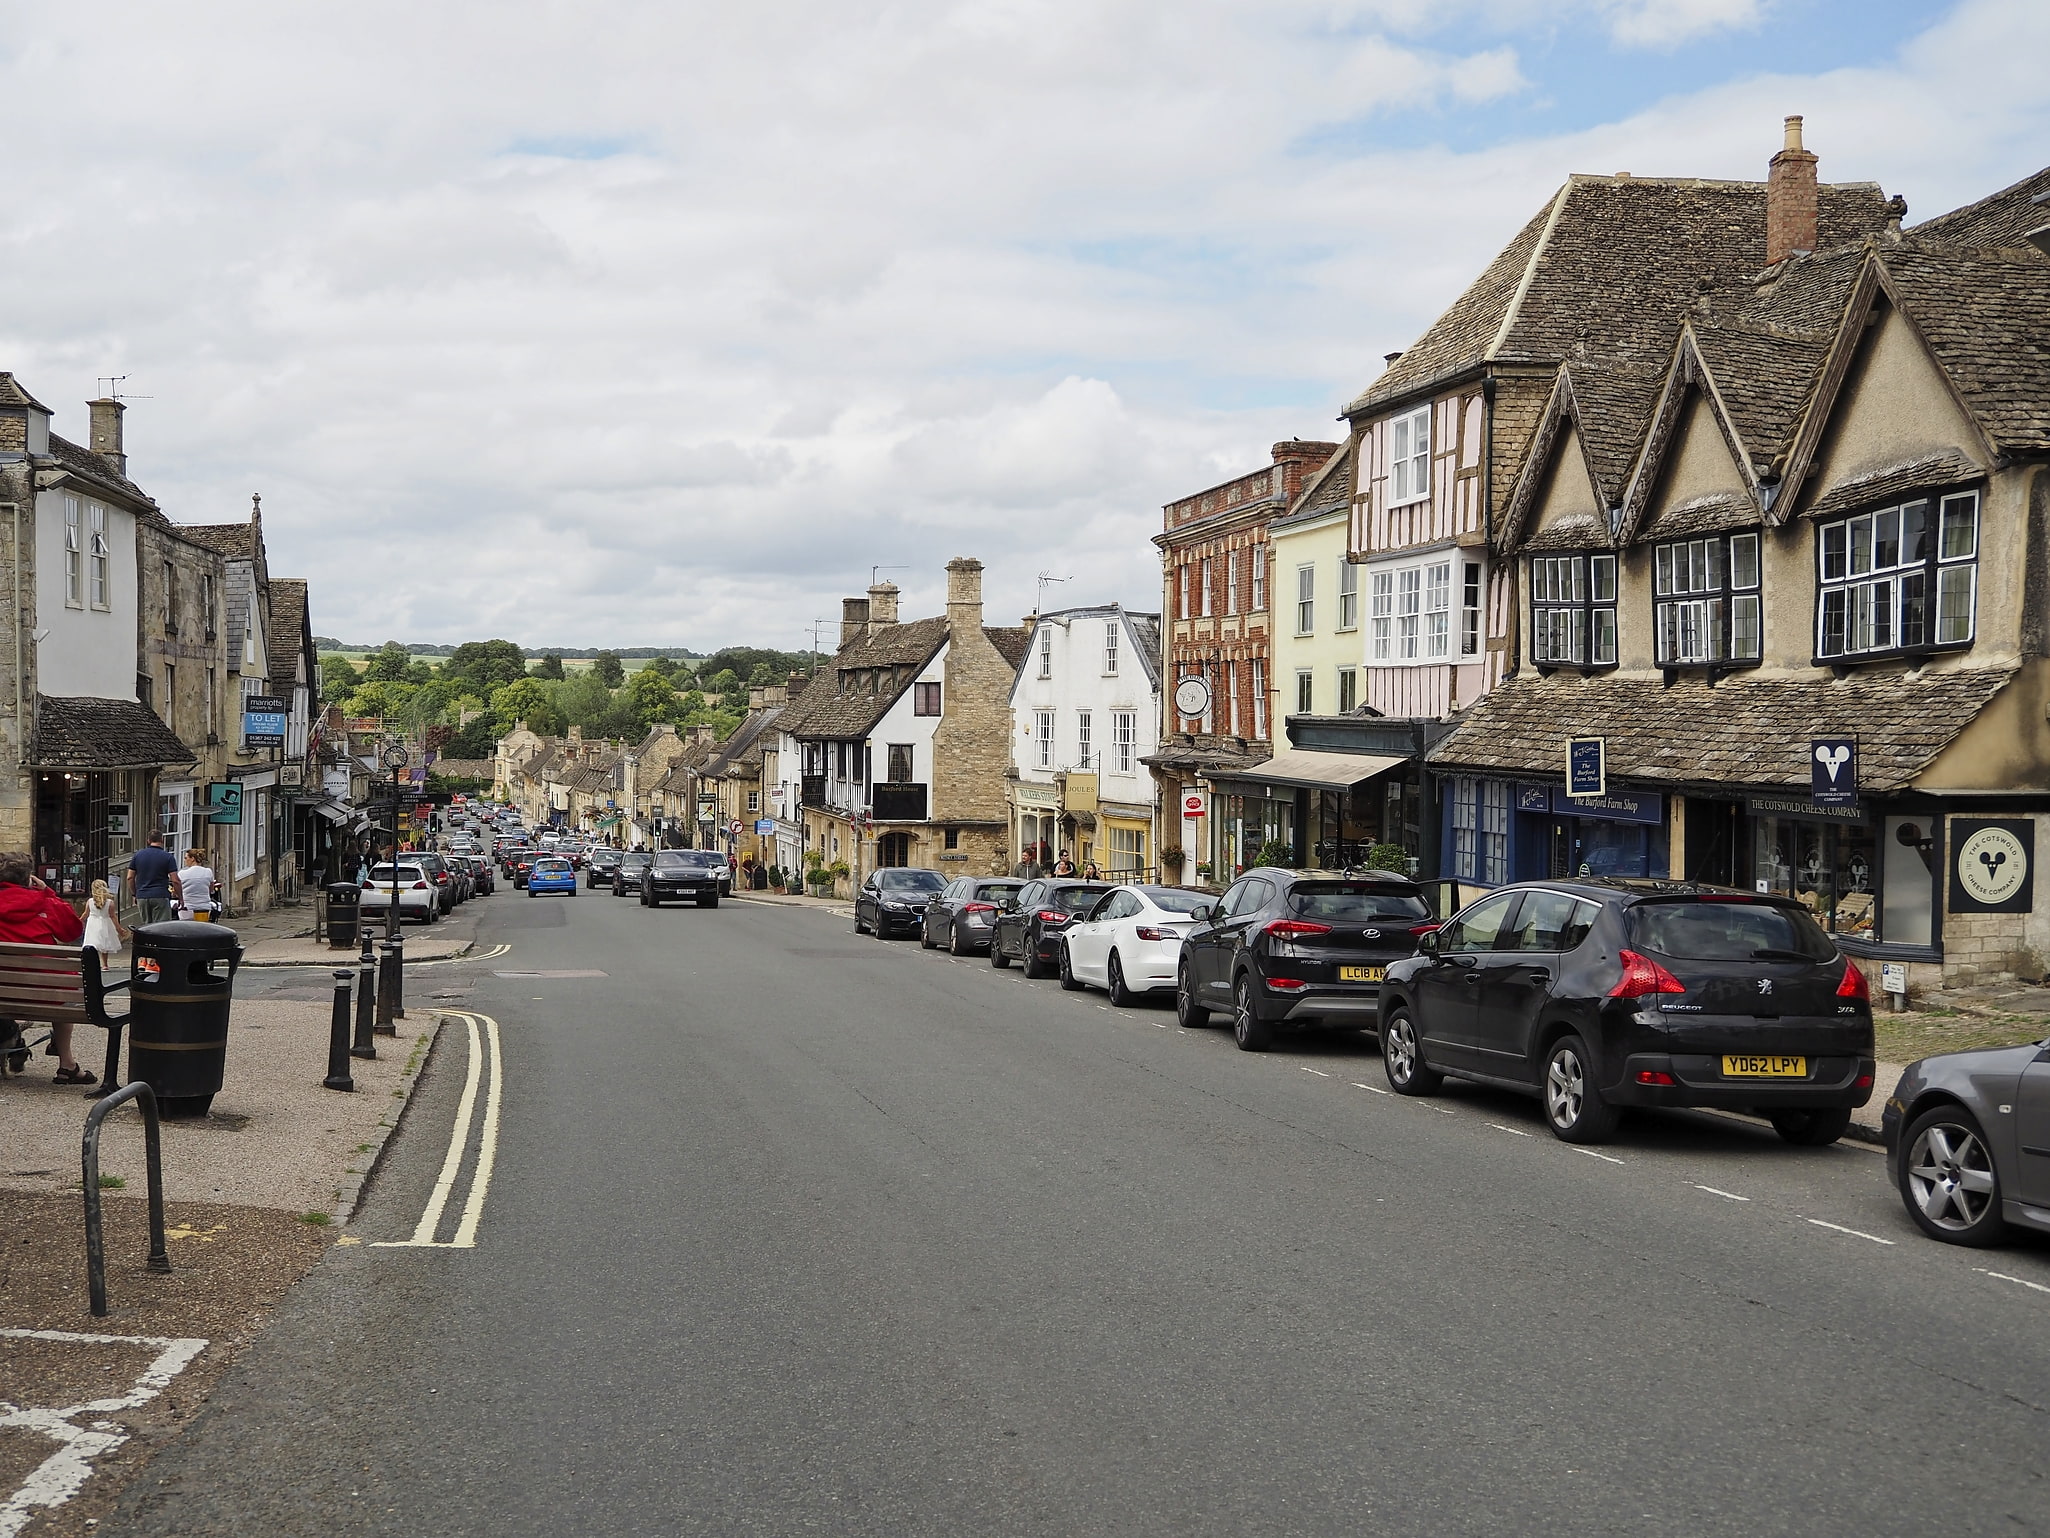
[525, 856, 578, 897]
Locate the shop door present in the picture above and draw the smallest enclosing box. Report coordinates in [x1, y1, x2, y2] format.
[1685, 800, 1743, 887]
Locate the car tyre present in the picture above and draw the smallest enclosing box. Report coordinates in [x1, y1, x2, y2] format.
[920, 921, 937, 950]
[949, 925, 967, 958]
[1542, 1034, 1619, 1143]
[1057, 941, 1084, 991]
[1767, 1107, 1852, 1147]
[1022, 936, 1049, 979]
[1107, 952, 1136, 1009]
[989, 938, 1010, 969]
[1380, 1006, 1441, 1094]
[854, 911, 869, 935]
[1232, 975, 1273, 1052]
[1175, 963, 1210, 1027]
[1898, 1105, 2007, 1246]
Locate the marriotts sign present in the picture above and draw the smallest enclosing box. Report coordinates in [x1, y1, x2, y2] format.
[1949, 818, 2035, 914]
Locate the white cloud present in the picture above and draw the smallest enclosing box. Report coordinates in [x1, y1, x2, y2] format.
[1598, 0, 1765, 49]
[0, 1, 2041, 648]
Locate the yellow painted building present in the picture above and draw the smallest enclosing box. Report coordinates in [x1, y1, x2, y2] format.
[1266, 503, 1362, 720]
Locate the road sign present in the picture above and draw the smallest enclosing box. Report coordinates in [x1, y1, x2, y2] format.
[729, 819, 743, 837]
[754, 818, 775, 834]
[1810, 738, 1857, 807]
[1566, 738, 1606, 798]
[242, 695, 286, 747]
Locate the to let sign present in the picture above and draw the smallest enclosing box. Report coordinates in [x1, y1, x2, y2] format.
[1811, 738, 1857, 807]
[242, 695, 287, 747]
[1566, 738, 1606, 798]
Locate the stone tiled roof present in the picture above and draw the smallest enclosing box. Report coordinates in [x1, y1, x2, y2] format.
[1347, 176, 1892, 418]
[1140, 732, 1261, 775]
[1801, 450, 1985, 522]
[1911, 165, 2050, 249]
[0, 372, 51, 411]
[702, 708, 779, 778]
[1641, 492, 1759, 540]
[1428, 667, 2016, 792]
[41, 433, 159, 512]
[179, 522, 257, 559]
[1128, 615, 1162, 690]
[34, 695, 197, 769]
[1881, 241, 2050, 452]
[267, 579, 308, 688]
[984, 626, 1031, 671]
[431, 757, 495, 779]
[778, 616, 949, 740]
[1521, 512, 1612, 552]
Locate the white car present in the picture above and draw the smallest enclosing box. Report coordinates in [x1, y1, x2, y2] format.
[360, 864, 441, 924]
[1057, 884, 1214, 1005]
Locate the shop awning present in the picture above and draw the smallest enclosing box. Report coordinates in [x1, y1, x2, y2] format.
[1224, 748, 1408, 791]
[309, 800, 353, 825]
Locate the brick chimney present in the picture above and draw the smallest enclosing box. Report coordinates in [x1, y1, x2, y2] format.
[1271, 439, 1341, 503]
[868, 581, 900, 627]
[944, 557, 984, 637]
[87, 396, 126, 477]
[840, 597, 871, 647]
[1766, 115, 1818, 266]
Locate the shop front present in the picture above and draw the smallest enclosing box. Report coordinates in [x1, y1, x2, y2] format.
[29, 696, 196, 904]
[1211, 748, 1414, 876]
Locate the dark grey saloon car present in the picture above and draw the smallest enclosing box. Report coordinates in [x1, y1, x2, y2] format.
[1884, 1038, 2050, 1245]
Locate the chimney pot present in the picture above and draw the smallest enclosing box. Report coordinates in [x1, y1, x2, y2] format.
[1783, 114, 1804, 152]
[87, 397, 126, 477]
[1766, 113, 1819, 266]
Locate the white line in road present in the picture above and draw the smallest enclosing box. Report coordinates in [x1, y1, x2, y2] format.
[1695, 1185, 1750, 1202]
[370, 1011, 503, 1251]
[1576, 1149, 1625, 1164]
[1486, 1123, 1531, 1137]
[1805, 1218, 1895, 1246]
[450, 1014, 503, 1248]
[1352, 1083, 1389, 1094]
[1976, 1268, 2050, 1295]
[1300, 1068, 1331, 1077]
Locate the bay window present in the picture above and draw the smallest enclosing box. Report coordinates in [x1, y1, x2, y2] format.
[1654, 533, 1760, 666]
[1817, 491, 1978, 660]
[1532, 554, 1618, 667]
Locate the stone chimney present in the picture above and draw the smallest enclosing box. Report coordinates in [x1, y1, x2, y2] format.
[945, 557, 984, 636]
[765, 684, 787, 706]
[868, 581, 900, 627]
[840, 596, 871, 647]
[1766, 115, 1819, 266]
[567, 724, 583, 748]
[748, 686, 766, 710]
[87, 397, 126, 477]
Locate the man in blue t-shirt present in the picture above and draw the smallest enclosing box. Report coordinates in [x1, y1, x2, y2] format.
[126, 831, 179, 926]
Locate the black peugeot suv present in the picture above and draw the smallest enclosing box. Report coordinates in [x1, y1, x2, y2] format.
[1376, 879, 1876, 1145]
[1175, 868, 1436, 1050]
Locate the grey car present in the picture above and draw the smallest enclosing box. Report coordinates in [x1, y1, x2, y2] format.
[1883, 1036, 2050, 1245]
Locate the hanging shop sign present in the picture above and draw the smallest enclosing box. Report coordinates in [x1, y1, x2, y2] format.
[1810, 738, 1858, 808]
[1173, 676, 1213, 718]
[1949, 818, 2035, 914]
[205, 782, 243, 825]
[241, 695, 287, 747]
[106, 803, 132, 837]
[1181, 791, 1208, 820]
[1566, 738, 1606, 798]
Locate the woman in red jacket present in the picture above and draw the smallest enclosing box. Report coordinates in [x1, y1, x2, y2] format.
[0, 852, 92, 1083]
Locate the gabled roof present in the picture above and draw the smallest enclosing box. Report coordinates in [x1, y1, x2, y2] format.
[0, 372, 51, 412]
[1911, 164, 2050, 249]
[702, 707, 781, 779]
[40, 433, 161, 512]
[267, 579, 309, 689]
[984, 626, 1032, 672]
[777, 616, 949, 741]
[179, 522, 258, 559]
[35, 695, 197, 769]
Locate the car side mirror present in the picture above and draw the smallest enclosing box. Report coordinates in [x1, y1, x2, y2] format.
[1193, 902, 1217, 922]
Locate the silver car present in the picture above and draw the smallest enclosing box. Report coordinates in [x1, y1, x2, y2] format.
[1883, 1036, 2050, 1245]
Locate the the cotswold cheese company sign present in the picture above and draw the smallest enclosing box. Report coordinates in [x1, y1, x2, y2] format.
[1949, 819, 2034, 914]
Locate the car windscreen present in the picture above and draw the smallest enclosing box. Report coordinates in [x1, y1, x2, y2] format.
[533, 860, 571, 873]
[973, 883, 1022, 902]
[879, 870, 945, 891]
[1140, 888, 1213, 915]
[1052, 884, 1115, 913]
[653, 852, 714, 870]
[1285, 883, 1431, 922]
[1625, 899, 1836, 962]
[619, 853, 651, 867]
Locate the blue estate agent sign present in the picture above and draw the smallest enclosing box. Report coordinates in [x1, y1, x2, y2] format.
[1811, 738, 1857, 808]
[242, 694, 287, 747]
[1566, 738, 1607, 798]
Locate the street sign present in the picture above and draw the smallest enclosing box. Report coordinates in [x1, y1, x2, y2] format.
[1181, 791, 1207, 819]
[242, 695, 286, 748]
[1810, 738, 1857, 807]
[106, 803, 131, 836]
[1566, 738, 1606, 798]
[205, 782, 243, 826]
[729, 819, 743, 837]
[754, 818, 775, 834]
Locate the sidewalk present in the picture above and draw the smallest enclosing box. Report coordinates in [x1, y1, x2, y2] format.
[202, 896, 480, 968]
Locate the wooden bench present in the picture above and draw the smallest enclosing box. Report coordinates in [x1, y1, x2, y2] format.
[0, 941, 128, 1080]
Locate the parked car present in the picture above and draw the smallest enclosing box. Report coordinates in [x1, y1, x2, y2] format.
[1377, 879, 1876, 1145]
[990, 879, 1117, 977]
[1884, 1037, 2050, 1246]
[920, 877, 1025, 955]
[642, 849, 725, 908]
[1059, 885, 1215, 1005]
[525, 856, 578, 897]
[588, 848, 623, 887]
[854, 868, 948, 939]
[1177, 869, 1434, 1047]
[458, 854, 494, 895]
[611, 850, 652, 895]
[360, 863, 441, 924]
[414, 853, 461, 912]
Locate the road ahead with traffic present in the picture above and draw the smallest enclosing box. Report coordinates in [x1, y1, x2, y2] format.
[107, 881, 2050, 1536]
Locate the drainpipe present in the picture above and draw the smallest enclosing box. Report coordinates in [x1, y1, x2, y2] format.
[5, 503, 21, 766]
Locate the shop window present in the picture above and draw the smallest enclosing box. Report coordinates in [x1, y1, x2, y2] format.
[1817, 491, 1978, 660]
[1532, 554, 1618, 667]
[1109, 826, 1145, 873]
[1655, 533, 1760, 666]
[1752, 815, 1876, 938]
[1448, 778, 1509, 885]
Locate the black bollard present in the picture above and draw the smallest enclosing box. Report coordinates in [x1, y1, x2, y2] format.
[354, 936, 378, 1058]
[376, 937, 399, 1035]
[388, 925, 406, 1021]
[324, 970, 356, 1090]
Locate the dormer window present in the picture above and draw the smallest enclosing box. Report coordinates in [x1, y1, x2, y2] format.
[1816, 492, 1977, 660]
[1653, 533, 1760, 667]
[1531, 554, 1617, 667]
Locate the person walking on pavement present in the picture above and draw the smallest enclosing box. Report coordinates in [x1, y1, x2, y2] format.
[127, 830, 179, 927]
[176, 848, 218, 921]
[83, 879, 128, 962]
[0, 852, 93, 1083]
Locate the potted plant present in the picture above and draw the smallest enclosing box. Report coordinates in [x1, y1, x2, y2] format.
[1160, 843, 1185, 879]
[1362, 843, 1408, 875]
[827, 859, 851, 897]
[1251, 839, 1295, 870]
[1195, 861, 1213, 883]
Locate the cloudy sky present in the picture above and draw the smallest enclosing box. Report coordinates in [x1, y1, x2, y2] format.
[3, 0, 2044, 652]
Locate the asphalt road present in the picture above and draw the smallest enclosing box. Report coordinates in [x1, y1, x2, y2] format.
[106, 886, 2050, 1536]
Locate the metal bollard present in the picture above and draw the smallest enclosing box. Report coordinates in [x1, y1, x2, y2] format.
[388, 926, 406, 1020]
[376, 938, 399, 1034]
[354, 936, 378, 1058]
[324, 970, 357, 1090]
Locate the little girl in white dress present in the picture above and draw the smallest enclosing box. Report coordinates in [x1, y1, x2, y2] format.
[83, 878, 128, 963]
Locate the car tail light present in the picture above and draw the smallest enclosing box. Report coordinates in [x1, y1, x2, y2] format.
[1265, 977, 1308, 991]
[1038, 910, 1067, 924]
[1855, 1073, 1874, 1090]
[413, 881, 430, 890]
[1837, 961, 1871, 1002]
[1610, 949, 1687, 999]
[1635, 1069, 1677, 1086]
[1264, 919, 1332, 938]
[963, 902, 995, 915]
[1135, 926, 1171, 941]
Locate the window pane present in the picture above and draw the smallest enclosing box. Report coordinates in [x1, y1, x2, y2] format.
[1937, 564, 1974, 643]
[1873, 508, 1899, 570]
[1705, 538, 1725, 591]
[1900, 571, 1927, 649]
[1654, 544, 1672, 595]
[1941, 495, 1978, 560]
[1590, 555, 1615, 602]
[1849, 515, 1873, 576]
[1732, 594, 1759, 659]
[1819, 588, 1846, 656]
[1821, 524, 1847, 581]
[1729, 534, 1758, 590]
[1592, 607, 1617, 665]
[1899, 501, 1930, 564]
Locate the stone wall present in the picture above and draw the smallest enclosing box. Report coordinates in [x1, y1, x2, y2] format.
[929, 558, 1015, 826]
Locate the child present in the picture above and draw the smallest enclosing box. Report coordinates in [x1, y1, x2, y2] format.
[83, 878, 128, 963]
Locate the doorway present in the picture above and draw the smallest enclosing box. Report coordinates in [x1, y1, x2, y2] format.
[877, 831, 913, 868]
[1684, 799, 1743, 887]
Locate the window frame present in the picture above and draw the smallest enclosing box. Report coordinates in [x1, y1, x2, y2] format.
[1366, 551, 1461, 666]
[1200, 557, 1214, 618]
[1530, 552, 1619, 670]
[1651, 532, 1762, 669]
[1250, 548, 1265, 613]
[1295, 563, 1315, 636]
[1102, 622, 1118, 677]
[1337, 560, 1359, 632]
[1294, 669, 1313, 714]
[88, 504, 110, 610]
[1075, 710, 1091, 769]
[886, 743, 914, 784]
[1225, 550, 1239, 615]
[1336, 666, 1357, 713]
[63, 495, 83, 607]
[1034, 710, 1054, 770]
[1387, 405, 1432, 509]
[1037, 628, 1053, 679]
[1815, 489, 1979, 664]
[1111, 711, 1135, 773]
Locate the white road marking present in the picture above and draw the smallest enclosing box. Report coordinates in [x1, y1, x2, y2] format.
[1975, 1268, 2050, 1295]
[1353, 1083, 1390, 1094]
[1805, 1218, 1895, 1245]
[1300, 1068, 1330, 1077]
[1695, 1185, 1751, 1202]
[450, 1014, 503, 1248]
[372, 1011, 503, 1250]
[1576, 1149, 1625, 1164]
[1096, 1005, 1111, 1011]
[1486, 1123, 1531, 1137]
[1421, 1104, 1455, 1115]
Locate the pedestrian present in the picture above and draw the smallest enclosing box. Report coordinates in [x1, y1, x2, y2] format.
[83, 878, 128, 964]
[176, 848, 218, 922]
[0, 852, 93, 1083]
[127, 830, 179, 927]
[1052, 852, 1076, 876]
[1082, 859, 1102, 881]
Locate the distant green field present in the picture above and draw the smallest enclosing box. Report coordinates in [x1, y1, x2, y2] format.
[322, 652, 696, 676]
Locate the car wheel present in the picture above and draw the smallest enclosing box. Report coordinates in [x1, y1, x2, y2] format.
[949, 925, 967, 958]
[1057, 941, 1085, 991]
[1022, 937, 1049, 979]
[989, 937, 1010, 969]
[1232, 974, 1273, 1052]
[1542, 1034, 1619, 1143]
[1380, 1006, 1441, 1094]
[1175, 962, 1210, 1027]
[1899, 1106, 2007, 1245]
[1107, 952, 1135, 1008]
[920, 921, 937, 950]
[854, 910, 868, 934]
[639, 891, 649, 906]
[1768, 1107, 1853, 1147]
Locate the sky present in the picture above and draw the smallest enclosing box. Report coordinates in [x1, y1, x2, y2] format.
[2, 0, 2044, 652]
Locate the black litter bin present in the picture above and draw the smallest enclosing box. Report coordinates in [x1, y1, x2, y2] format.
[327, 881, 362, 949]
[128, 922, 243, 1118]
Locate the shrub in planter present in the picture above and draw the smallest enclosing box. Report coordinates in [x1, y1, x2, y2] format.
[1251, 839, 1296, 870]
[1362, 843, 1409, 874]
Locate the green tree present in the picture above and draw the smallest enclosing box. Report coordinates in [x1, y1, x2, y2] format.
[530, 653, 566, 681]
[362, 642, 413, 683]
[747, 662, 776, 688]
[637, 656, 677, 681]
[320, 664, 358, 706]
[444, 639, 526, 693]
[554, 671, 615, 732]
[490, 677, 560, 733]
[705, 668, 742, 698]
[403, 660, 437, 686]
[593, 650, 626, 688]
[446, 715, 500, 758]
[624, 668, 679, 728]
[346, 679, 419, 721]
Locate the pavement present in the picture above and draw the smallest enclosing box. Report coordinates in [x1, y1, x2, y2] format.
[206, 894, 482, 967]
[79, 891, 2050, 1538]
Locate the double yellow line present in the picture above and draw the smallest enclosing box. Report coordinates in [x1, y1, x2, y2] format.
[370, 1011, 502, 1249]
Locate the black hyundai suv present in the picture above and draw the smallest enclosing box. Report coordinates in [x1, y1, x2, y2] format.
[990, 878, 1117, 977]
[1377, 879, 1876, 1145]
[1175, 869, 1435, 1049]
